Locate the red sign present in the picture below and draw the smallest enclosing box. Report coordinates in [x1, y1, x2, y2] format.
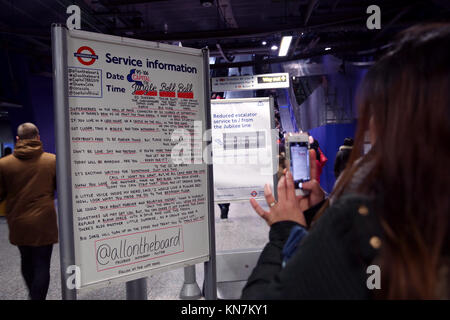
[177, 92, 194, 99]
[133, 90, 157, 96]
[160, 91, 176, 97]
[74, 46, 98, 66]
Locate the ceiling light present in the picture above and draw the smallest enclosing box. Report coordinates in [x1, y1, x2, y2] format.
[325, 47, 331, 51]
[271, 45, 278, 51]
[262, 41, 267, 45]
[200, 0, 213, 7]
[278, 36, 293, 57]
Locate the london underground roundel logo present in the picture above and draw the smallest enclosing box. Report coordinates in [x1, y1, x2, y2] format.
[74, 46, 98, 66]
[251, 191, 258, 197]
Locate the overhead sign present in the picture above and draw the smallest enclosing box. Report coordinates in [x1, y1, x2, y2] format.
[56, 28, 212, 290]
[211, 98, 277, 203]
[212, 73, 290, 92]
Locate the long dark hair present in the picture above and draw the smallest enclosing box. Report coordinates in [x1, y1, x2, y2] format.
[331, 24, 450, 299]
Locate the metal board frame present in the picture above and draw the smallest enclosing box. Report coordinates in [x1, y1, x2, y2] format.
[52, 24, 216, 299]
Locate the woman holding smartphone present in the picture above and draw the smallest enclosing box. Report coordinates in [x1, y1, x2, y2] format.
[242, 24, 450, 299]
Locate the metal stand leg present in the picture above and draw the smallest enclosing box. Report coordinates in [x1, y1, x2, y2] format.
[126, 278, 148, 300]
[180, 265, 202, 300]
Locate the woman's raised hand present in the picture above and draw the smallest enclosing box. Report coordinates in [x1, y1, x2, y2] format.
[250, 171, 306, 227]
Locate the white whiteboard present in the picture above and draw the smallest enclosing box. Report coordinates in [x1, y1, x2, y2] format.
[211, 98, 277, 203]
[64, 29, 211, 290]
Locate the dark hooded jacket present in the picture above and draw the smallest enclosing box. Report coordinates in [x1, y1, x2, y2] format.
[334, 145, 353, 179]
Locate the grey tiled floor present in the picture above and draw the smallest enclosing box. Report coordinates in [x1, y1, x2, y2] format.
[0, 201, 269, 300]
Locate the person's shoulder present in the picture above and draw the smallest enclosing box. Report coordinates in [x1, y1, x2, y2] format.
[332, 193, 373, 208]
[326, 194, 378, 224]
[42, 152, 55, 158]
[320, 194, 383, 261]
[0, 154, 15, 166]
[339, 145, 353, 151]
[41, 152, 56, 162]
[314, 194, 382, 242]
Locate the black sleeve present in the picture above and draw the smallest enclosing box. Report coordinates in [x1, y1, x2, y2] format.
[240, 220, 299, 299]
[303, 199, 326, 227]
[241, 195, 381, 300]
[240, 202, 325, 299]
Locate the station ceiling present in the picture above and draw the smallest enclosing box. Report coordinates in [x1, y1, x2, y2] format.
[0, 0, 449, 68]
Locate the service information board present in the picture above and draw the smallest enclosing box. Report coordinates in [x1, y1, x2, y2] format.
[211, 98, 277, 202]
[64, 30, 210, 289]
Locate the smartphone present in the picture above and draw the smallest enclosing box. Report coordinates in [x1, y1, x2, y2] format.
[285, 133, 310, 196]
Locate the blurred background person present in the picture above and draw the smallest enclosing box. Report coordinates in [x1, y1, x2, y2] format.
[334, 137, 354, 179]
[3, 147, 12, 157]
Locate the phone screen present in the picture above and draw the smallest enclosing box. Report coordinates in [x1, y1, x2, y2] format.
[290, 142, 310, 187]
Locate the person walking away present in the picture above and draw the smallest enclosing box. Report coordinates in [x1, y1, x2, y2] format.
[0, 123, 58, 300]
